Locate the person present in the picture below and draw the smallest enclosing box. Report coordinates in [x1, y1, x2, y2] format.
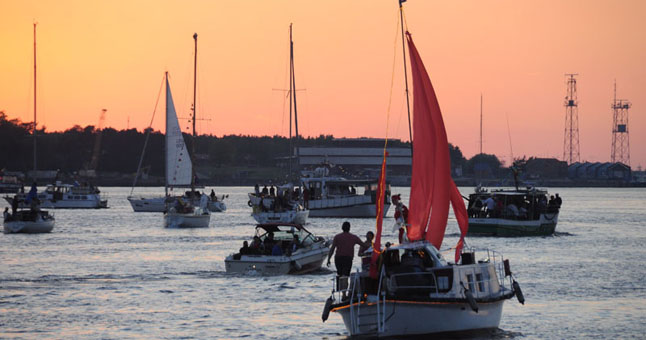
[210, 189, 217, 201]
[271, 243, 283, 256]
[554, 193, 562, 208]
[291, 234, 301, 252]
[392, 194, 409, 243]
[261, 185, 269, 196]
[11, 195, 19, 216]
[3, 207, 9, 221]
[239, 241, 251, 255]
[269, 186, 276, 197]
[302, 186, 310, 209]
[254, 184, 260, 196]
[327, 221, 363, 293]
[263, 232, 276, 255]
[548, 195, 555, 207]
[483, 196, 495, 217]
[250, 236, 263, 254]
[358, 231, 374, 270]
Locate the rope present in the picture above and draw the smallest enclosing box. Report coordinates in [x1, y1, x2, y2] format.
[129, 74, 165, 195]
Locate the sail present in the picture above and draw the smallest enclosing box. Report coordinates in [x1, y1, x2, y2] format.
[405, 32, 468, 260]
[165, 77, 193, 187]
[370, 151, 388, 279]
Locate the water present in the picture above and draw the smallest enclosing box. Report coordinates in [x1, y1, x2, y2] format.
[1, 187, 645, 339]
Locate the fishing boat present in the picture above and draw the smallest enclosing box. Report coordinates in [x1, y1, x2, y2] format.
[322, 5, 523, 336]
[224, 223, 329, 275]
[128, 33, 226, 214]
[301, 166, 391, 218]
[161, 36, 210, 228]
[467, 186, 560, 236]
[248, 24, 309, 224]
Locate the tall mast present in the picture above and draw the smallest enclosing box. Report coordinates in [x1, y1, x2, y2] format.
[288, 24, 293, 177]
[399, 0, 413, 154]
[290, 24, 301, 179]
[33, 22, 37, 182]
[191, 33, 197, 192]
[164, 72, 169, 196]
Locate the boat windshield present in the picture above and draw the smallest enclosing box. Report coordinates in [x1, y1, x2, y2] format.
[255, 226, 316, 247]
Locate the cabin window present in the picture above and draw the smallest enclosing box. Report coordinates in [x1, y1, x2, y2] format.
[476, 273, 484, 292]
[466, 274, 475, 292]
[82, 196, 87, 200]
[438, 276, 449, 291]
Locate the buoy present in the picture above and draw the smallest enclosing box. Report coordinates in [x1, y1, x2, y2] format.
[322, 296, 333, 322]
[513, 280, 525, 305]
[464, 288, 479, 313]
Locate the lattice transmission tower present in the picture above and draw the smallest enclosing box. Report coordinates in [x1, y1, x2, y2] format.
[611, 81, 631, 166]
[562, 74, 580, 164]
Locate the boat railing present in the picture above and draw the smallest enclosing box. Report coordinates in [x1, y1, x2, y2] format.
[387, 271, 440, 295]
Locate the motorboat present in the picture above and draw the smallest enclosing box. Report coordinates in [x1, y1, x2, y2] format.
[163, 197, 210, 228]
[248, 184, 309, 224]
[323, 242, 523, 337]
[301, 167, 391, 218]
[128, 191, 227, 213]
[5, 182, 107, 209]
[467, 187, 560, 236]
[225, 223, 329, 275]
[3, 207, 55, 234]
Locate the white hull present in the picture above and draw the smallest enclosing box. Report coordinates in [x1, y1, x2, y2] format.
[164, 211, 210, 228]
[252, 210, 309, 224]
[336, 299, 504, 337]
[4, 218, 54, 234]
[128, 196, 226, 213]
[7, 194, 106, 209]
[225, 245, 328, 275]
[308, 201, 390, 218]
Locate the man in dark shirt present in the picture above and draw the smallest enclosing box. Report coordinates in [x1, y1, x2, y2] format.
[327, 222, 363, 293]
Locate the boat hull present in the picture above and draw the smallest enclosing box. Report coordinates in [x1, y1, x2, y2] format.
[252, 210, 309, 224]
[164, 212, 210, 228]
[308, 202, 390, 218]
[128, 196, 225, 213]
[225, 246, 328, 275]
[335, 299, 505, 337]
[4, 218, 54, 234]
[5, 195, 106, 209]
[468, 213, 559, 236]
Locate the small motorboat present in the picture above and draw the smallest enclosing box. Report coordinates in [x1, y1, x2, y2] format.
[163, 196, 210, 228]
[248, 184, 309, 224]
[225, 223, 329, 275]
[3, 207, 55, 234]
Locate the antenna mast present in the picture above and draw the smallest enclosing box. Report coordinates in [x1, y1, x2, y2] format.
[290, 23, 301, 179]
[610, 80, 631, 166]
[562, 74, 580, 164]
[191, 33, 197, 192]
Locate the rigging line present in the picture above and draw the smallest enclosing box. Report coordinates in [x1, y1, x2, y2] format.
[130, 74, 165, 195]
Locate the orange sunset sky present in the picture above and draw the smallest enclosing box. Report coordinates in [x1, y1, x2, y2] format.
[1, 0, 645, 168]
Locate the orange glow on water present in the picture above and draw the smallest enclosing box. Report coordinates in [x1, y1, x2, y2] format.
[1, 1, 645, 166]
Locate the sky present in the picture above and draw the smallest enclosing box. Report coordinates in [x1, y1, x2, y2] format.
[1, 0, 645, 168]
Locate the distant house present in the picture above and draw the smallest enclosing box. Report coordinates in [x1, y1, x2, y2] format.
[568, 162, 631, 182]
[525, 158, 568, 179]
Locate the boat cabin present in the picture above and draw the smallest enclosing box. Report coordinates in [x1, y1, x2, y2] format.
[467, 188, 560, 220]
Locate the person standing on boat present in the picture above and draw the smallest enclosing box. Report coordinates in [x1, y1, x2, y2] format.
[555, 193, 562, 208]
[483, 196, 495, 218]
[327, 222, 363, 291]
[358, 231, 374, 270]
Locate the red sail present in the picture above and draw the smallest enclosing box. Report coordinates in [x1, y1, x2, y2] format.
[405, 32, 468, 260]
[370, 151, 388, 278]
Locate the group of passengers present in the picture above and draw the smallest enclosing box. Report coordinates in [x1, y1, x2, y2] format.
[468, 193, 562, 220]
[254, 184, 301, 212]
[238, 231, 302, 257]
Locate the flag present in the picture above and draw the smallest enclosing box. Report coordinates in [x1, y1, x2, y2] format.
[370, 151, 388, 279]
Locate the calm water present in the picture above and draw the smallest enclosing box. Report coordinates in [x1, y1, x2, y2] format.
[1, 187, 645, 339]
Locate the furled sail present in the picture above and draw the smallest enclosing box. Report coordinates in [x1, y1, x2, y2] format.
[405, 32, 468, 261]
[165, 76, 193, 187]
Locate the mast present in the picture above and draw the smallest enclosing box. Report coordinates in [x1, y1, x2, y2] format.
[33, 22, 37, 182]
[288, 24, 293, 177]
[290, 24, 301, 179]
[164, 72, 169, 196]
[399, 0, 413, 154]
[191, 33, 197, 192]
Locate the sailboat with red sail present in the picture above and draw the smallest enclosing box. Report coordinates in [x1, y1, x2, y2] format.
[321, 4, 524, 337]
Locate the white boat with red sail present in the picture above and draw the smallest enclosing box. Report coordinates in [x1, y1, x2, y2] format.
[322, 4, 524, 337]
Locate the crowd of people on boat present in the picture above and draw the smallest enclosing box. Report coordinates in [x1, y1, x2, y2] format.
[468, 193, 562, 220]
[252, 184, 302, 212]
[4, 183, 48, 222]
[236, 231, 303, 257]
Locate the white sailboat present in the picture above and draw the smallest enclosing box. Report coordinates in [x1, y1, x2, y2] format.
[249, 24, 309, 224]
[128, 33, 226, 214]
[162, 71, 210, 228]
[3, 23, 55, 234]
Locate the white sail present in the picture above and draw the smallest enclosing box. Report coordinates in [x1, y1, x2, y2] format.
[165, 77, 192, 187]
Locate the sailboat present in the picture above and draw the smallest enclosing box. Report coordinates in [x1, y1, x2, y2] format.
[248, 24, 309, 224]
[162, 71, 210, 228]
[128, 33, 226, 214]
[3, 23, 55, 234]
[322, 4, 523, 337]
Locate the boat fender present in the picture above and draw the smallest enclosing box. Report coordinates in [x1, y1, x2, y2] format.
[461, 282, 478, 312]
[291, 260, 302, 271]
[247, 200, 253, 207]
[513, 280, 525, 305]
[322, 296, 333, 322]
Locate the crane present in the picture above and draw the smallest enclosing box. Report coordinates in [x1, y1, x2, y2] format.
[82, 109, 107, 177]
